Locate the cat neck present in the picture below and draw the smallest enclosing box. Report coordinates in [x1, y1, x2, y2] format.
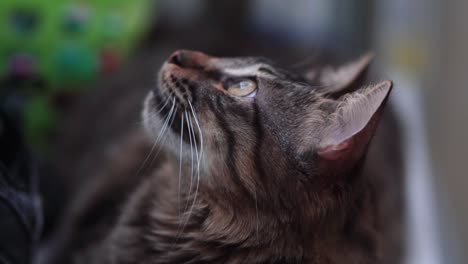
[111, 158, 377, 263]
[177, 164, 370, 251]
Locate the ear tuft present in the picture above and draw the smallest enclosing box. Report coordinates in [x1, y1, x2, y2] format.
[306, 52, 374, 96]
[318, 80, 392, 159]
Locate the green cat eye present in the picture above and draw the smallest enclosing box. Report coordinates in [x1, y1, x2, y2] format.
[226, 79, 257, 97]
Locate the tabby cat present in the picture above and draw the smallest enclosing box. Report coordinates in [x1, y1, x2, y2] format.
[43, 50, 404, 264]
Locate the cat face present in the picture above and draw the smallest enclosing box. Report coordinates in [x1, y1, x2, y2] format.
[143, 50, 391, 200]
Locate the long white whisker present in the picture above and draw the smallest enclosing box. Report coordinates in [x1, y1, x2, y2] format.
[134, 96, 174, 177]
[173, 110, 195, 243]
[184, 111, 195, 202]
[145, 95, 173, 122]
[188, 100, 203, 166]
[188, 113, 199, 179]
[178, 111, 197, 236]
[156, 95, 173, 114]
[144, 99, 178, 174]
[149, 106, 179, 167]
[178, 114, 185, 217]
[184, 101, 203, 232]
[183, 112, 197, 214]
[153, 97, 176, 145]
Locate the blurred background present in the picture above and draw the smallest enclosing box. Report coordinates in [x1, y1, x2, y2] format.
[0, 0, 466, 263]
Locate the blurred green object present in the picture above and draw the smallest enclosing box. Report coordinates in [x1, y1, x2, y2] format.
[24, 96, 56, 149]
[0, 0, 152, 147]
[0, 0, 151, 88]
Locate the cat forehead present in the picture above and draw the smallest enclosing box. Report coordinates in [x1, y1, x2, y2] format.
[212, 57, 281, 78]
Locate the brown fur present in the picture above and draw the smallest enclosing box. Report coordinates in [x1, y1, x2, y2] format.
[44, 51, 404, 264]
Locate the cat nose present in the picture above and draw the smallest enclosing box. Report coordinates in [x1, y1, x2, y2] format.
[168, 51, 184, 66]
[167, 50, 211, 69]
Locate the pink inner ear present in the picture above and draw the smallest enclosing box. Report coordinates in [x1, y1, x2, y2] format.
[317, 139, 351, 160]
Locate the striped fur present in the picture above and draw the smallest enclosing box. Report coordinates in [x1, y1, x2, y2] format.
[45, 50, 404, 264]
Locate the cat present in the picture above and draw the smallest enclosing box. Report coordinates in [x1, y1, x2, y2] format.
[42, 50, 404, 264]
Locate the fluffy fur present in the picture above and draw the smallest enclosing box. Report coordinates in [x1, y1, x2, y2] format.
[44, 50, 404, 264]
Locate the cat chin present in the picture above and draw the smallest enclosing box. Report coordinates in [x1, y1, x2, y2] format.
[142, 91, 163, 138]
[141, 90, 196, 160]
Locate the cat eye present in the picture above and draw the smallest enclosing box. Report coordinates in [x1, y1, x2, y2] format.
[225, 79, 258, 97]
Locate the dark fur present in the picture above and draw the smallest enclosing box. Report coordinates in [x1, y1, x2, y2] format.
[44, 51, 404, 264]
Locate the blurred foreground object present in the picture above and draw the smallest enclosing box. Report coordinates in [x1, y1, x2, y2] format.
[0, 105, 42, 264]
[0, 0, 152, 146]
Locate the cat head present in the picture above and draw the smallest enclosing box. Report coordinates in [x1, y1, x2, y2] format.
[143, 50, 391, 213]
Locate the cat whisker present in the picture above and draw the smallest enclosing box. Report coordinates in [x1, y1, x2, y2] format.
[188, 100, 203, 166]
[146, 98, 179, 170]
[133, 96, 175, 178]
[149, 102, 179, 165]
[184, 111, 195, 211]
[152, 97, 176, 149]
[178, 101, 204, 240]
[156, 95, 174, 114]
[153, 97, 175, 139]
[187, 101, 203, 220]
[144, 95, 173, 121]
[185, 113, 198, 213]
[178, 113, 185, 217]
[173, 110, 196, 243]
[145, 94, 177, 123]
[182, 109, 200, 230]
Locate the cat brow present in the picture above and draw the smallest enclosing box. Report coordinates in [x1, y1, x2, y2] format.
[257, 66, 276, 75]
[222, 64, 276, 79]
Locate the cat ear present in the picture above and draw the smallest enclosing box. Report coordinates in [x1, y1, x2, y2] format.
[317, 80, 392, 160]
[305, 53, 374, 97]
